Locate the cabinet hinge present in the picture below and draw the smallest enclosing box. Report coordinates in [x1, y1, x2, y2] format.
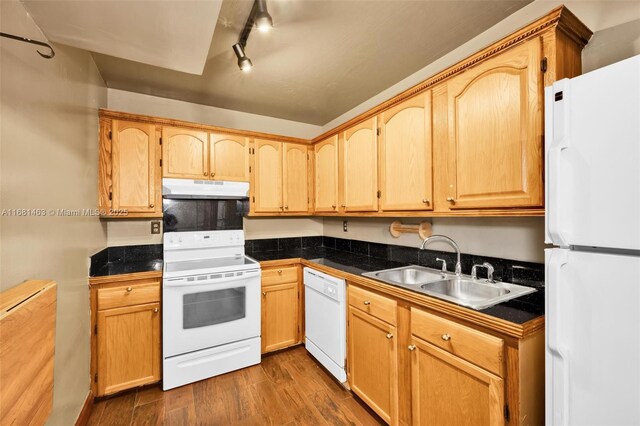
[249, 166, 252, 173]
[541, 57, 548, 73]
[377, 190, 381, 198]
[94, 373, 98, 383]
[504, 405, 510, 421]
[94, 325, 97, 335]
[108, 130, 112, 140]
[159, 137, 162, 145]
[159, 159, 162, 167]
[108, 191, 112, 201]
[376, 128, 380, 136]
[252, 196, 255, 202]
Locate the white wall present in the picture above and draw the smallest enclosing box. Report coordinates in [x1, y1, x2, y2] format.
[0, 1, 107, 424]
[244, 217, 323, 240]
[107, 88, 321, 140]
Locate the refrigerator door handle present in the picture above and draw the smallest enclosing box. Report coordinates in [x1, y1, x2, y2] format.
[546, 249, 570, 425]
[546, 80, 571, 247]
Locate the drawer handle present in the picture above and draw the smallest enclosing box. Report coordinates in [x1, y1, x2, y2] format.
[408, 345, 416, 351]
[386, 333, 393, 339]
[363, 300, 371, 306]
[441, 334, 451, 341]
[153, 308, 159, 313]
[126, 287, 132, 292]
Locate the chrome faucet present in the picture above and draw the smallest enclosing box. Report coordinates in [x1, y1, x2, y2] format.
[472, 262, 495, 283]
[435, 258, 447, 272]
[420, 235, 461, 276]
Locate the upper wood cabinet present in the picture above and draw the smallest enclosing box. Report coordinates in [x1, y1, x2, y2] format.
[111, 121, 159, 214]
[209, 133, 250, 182]
[283, 143, 309, 213]
[378, 91, 433, 211]
[341, 117, 378, 212]
[254, 139, 283, 213]
[253, 140, 309, 214]
[162, 127, 209, 179]
[314, 136, 339, 213]
[444, 38, 543, 210]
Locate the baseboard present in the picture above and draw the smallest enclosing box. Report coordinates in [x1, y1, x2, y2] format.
[75, 391, 94, 426]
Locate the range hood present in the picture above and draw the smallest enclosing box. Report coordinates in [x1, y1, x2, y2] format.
[162, 178, 249, 199]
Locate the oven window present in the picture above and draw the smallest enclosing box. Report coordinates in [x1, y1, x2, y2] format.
[183, 288, 246, 329]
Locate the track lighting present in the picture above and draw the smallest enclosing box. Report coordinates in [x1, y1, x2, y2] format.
[231, 0, 273, 71]
[233, 43, 252, 72]
[254, 0, 273, 33]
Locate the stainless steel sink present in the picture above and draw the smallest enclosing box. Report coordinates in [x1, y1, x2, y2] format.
[363, 266, 536, 310]
[362, 265, 445, 286]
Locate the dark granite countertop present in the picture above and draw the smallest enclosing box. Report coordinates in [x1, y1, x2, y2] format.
[90, 244, 163, 278]
[250, 247, 544, 325]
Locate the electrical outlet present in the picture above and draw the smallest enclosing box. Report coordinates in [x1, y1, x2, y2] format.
[151, 221, 161, 234]
[343, 221, 348, 232]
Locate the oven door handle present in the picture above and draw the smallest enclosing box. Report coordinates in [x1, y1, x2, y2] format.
[163, 270, 261, 287]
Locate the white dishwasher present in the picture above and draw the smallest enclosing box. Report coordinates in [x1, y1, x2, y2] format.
[303, 267, 347, 383]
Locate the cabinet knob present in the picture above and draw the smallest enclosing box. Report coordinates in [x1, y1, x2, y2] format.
[280, 206, 284, 211]
[331, 205, 336, 209]
[408, 345, 416, 351]
[149, 203, 154, 208]
[422, 199, 429, 204]
[386, 333, 393, 339]
[363, 300, 371, 306]
[153, 308, 159, 313]
[284, 206, 289, 210]
[203, 172, 207, 176]
[277, 269, 282, 274]
[441, 334, 451, 341]
[446, 197, 456, 203]
[126, 287, 132, 292]
[262, 292, 266, 297]
[341, 204, 346, 208]
[210, 172, 215, 177]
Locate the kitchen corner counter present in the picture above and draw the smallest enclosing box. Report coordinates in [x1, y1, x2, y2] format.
[89, 244, 163, 284]
[252, 248, 544, 339]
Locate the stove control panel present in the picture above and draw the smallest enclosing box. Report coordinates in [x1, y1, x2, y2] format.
[164, 230, 244, 250]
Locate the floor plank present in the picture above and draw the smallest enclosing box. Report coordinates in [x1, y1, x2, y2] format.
[93, 346, 383, 426]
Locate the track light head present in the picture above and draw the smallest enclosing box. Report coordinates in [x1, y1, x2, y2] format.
[233, 43, 253, 72]
[254, 0, 273, 32]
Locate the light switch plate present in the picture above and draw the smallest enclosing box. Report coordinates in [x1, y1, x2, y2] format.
[151, 221, 161, 234]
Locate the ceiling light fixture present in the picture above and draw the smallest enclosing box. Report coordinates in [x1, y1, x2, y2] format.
[254, 0, 273, 33]
[233, 43, 253, 72]
[231, 0, 273, 71]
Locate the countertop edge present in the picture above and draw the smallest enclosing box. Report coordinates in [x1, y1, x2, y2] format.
[88, 270, 163, 286]
[260, 258, 544, 339]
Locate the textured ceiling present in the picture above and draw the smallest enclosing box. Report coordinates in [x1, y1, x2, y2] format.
[22, 0, 222, 74]
[92, 0, 532, 125]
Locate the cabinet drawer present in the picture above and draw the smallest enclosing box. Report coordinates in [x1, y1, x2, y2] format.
[98, 282, 160, 310]
[411, 308, 504, 376]
[262, 266, 298, 286]
[348, 285, 397, 326]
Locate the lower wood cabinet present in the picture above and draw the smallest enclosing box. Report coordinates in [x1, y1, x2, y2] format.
[410, 337, 504, 425]
[90, 275, 161, 396]
[347, 306, 398, 424]
[261, 265, 302, 353]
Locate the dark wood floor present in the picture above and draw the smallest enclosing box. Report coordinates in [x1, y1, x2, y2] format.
[88, 345, 385, 425]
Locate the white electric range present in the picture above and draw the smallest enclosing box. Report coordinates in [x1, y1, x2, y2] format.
[161, 179, 260, 390]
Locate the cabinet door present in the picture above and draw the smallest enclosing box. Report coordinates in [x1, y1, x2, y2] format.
[210, 133, 249, 181]
[348, 307, 397, 424]
[314, 136, 339, 213]
[411, 337, 504, 426]
[342, 117, 378, 212]
[162, 127, 209, 179]
[254, 139, 283, 213]
[111, 121, 158, 213]
[446, 38, 543, 209]
[97, 303, 160, 396]
[379, 91, 433, 211]
[283, 143, 309, 213]
[262, 282, 299, 353]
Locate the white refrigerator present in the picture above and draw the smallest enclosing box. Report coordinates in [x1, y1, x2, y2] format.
[545, 55, 640, 425]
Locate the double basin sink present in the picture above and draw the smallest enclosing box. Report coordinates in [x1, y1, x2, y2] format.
[362, 265, 536, 310]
